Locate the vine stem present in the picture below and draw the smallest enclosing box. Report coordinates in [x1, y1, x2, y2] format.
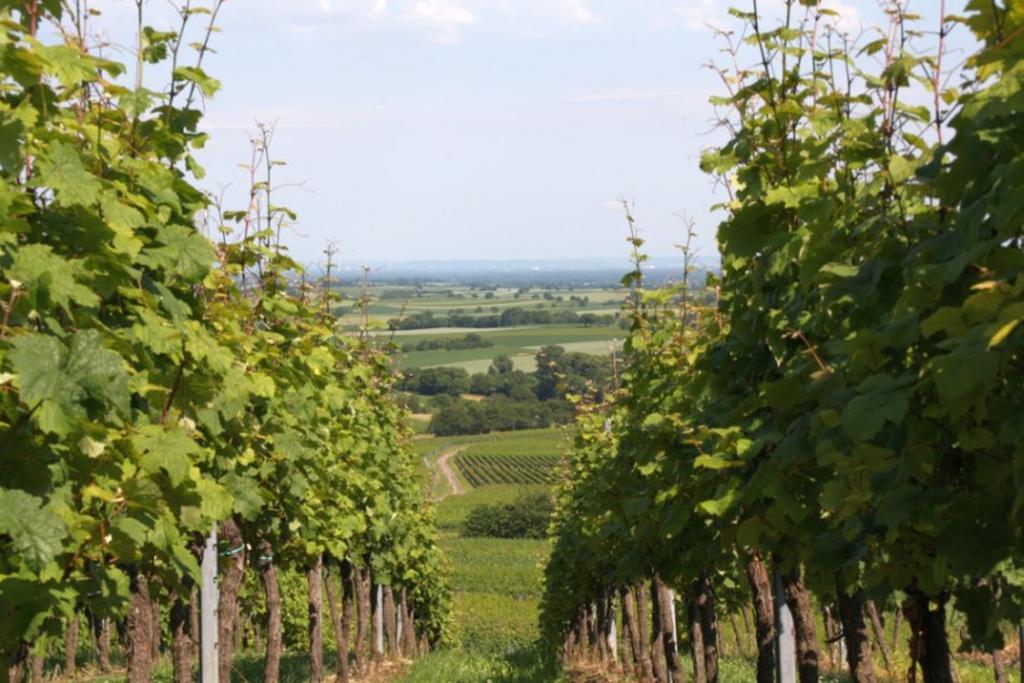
[184, 0, 227, 111]
[161, 351, 187, 424]
[27, 0, 39, 36]
[934, 0, 947, 147]
[788, 330, 832, 376]
[0, 287, 21, 339]
[165, 0, 193, 125]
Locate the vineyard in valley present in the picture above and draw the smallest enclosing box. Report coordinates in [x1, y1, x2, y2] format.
[399, 429, 563, 681]
[454, 453, 559, 487]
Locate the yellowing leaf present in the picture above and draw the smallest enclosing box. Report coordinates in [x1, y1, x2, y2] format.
[988, 319, 1020, 349]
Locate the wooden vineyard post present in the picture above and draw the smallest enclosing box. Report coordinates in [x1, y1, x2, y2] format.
[200, 526, 220, 683]
[773, 570, 796, 683]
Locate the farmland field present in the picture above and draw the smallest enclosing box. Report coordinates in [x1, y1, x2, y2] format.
[454, 452, 559, 486]
[395, 323, 624, 371]
[443, 536, 547, 597]
[416, 428, 565, 499]
[453, 429, 564, 486]
[420, 427, 560, 663]
[458, 428, 566, 457]
[335, 284, 625, 331]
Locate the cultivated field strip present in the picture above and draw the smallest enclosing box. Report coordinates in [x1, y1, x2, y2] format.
[454, 452, 560, 487]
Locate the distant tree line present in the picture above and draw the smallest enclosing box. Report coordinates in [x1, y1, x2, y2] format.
[388, 307, 622, 330]
[399, 346, 615, 436]
[399, 333, 494, 353]
[427, 396, 571, 436]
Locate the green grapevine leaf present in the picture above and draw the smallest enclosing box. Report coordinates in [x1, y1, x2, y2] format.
[0, 489, 67, 571]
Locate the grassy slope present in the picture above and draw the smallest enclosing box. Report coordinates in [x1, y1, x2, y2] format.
[402, 428, 562, 681]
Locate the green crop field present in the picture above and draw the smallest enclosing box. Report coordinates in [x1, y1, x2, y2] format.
[449, 428, 565, 487]
[437, 502, 550, 654]
[337, 285, 626, 333]
[403, 428, 564, 676]
[415, 429, 566, 498]
[443, 536, 548, 597]
[396, 323, 625, 371]
[455, 452, 559, 486]
[459, 428, 566, 456]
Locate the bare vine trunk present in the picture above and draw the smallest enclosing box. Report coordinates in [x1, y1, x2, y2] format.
[696, 571, 719, 682]
[170, 588, 194, 683]
[689, 592, 707, 683]
[836, 587, 877, 683]
[150, 598, 161, 663]
[260, 539, 283, 683]
[355, 565, 371, 674]
[903, 590, 954, 683]
[383, 586, 398, 658]
[865, 599, 893, 678]
[190, 588, 200, 659]
[781, 569, 819, 683]
[605, 590, 619, 666]
[400, 588, 416, 656]
[620, 584, 643, 680]
[636, 582, 656, 682]
[324, 561, 350, 683]
[308, 556, 325, 683]
[28, 646, 43, 682]
[579, 606, 592, 662]
[595, 595, 608, 663]
[343, 563, 357, 669]
[7, 643, 27, 683]
[92, 613, 112, 673]
[992, 649, 1009, 683]
[649, 580, 668, 683]
[745, 555, 775, 683]
[127, 571, 155, 683]
[218, 519, 246, 682]
[64, 616, 78, 678]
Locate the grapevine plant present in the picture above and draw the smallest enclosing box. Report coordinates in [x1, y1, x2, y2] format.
[542, 2, 1024, 682]
[0, 2, 450, 681]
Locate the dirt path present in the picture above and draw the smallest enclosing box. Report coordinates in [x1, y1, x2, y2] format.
[435, 446, 469, 498]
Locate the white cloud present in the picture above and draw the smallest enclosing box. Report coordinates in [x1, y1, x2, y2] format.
[86, 0, 600, 44]
[262, 0, 597, 41]
[819, 0, 863, 34]
[675, 0, 725, 32]
[555, 0, 597, 24]
[405, 0, 478, 43]
[654, 0, 863, 34]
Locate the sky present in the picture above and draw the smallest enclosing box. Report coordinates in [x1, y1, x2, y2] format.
[84, 0, 969, 267]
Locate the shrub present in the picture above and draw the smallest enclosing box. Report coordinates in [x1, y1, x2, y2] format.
[462, 493, 553, 540]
